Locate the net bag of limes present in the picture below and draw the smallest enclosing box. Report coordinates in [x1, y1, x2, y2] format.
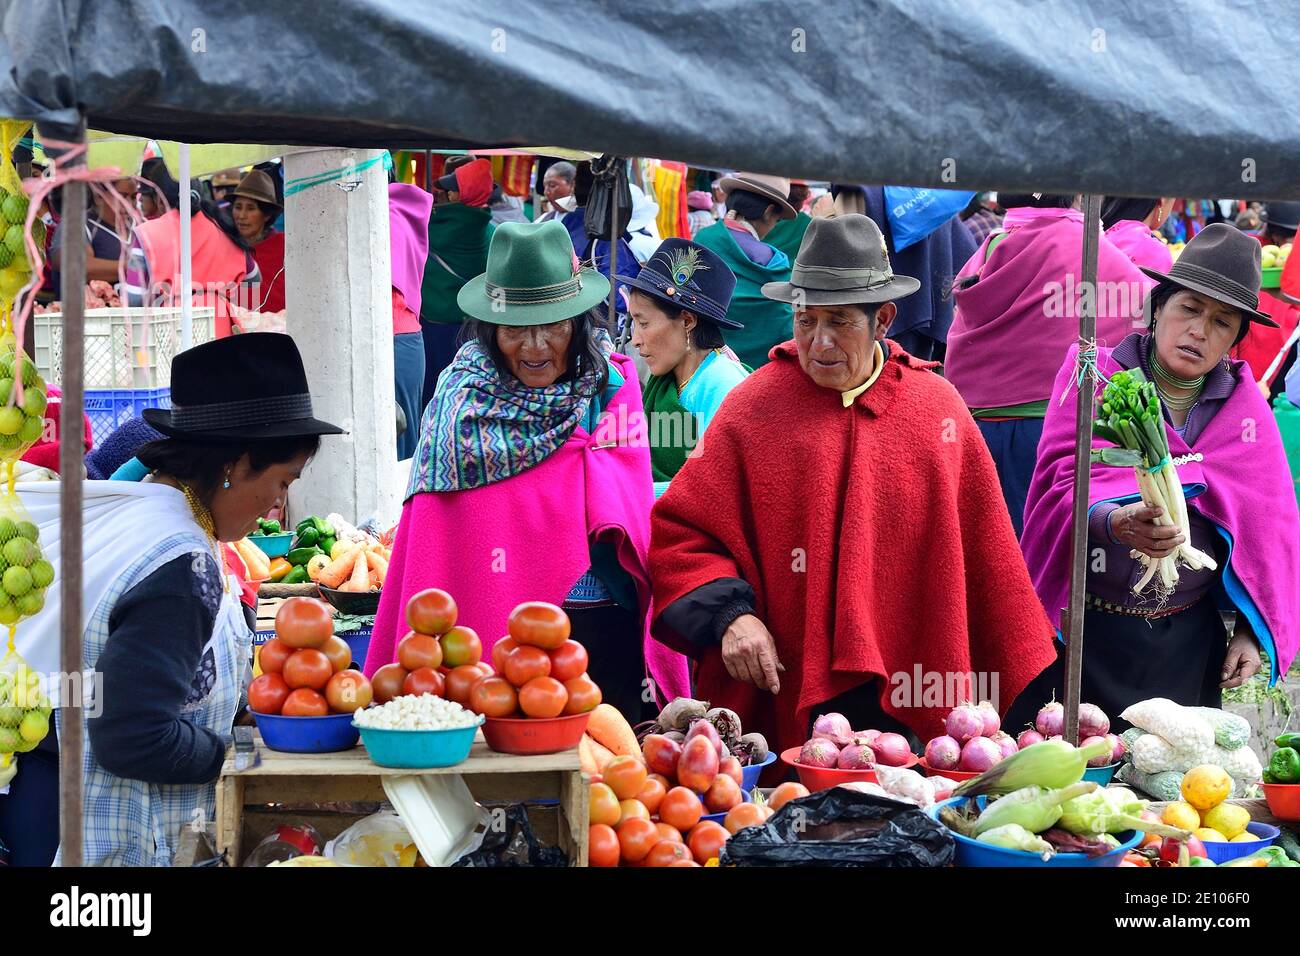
[0, 120, 44, 308]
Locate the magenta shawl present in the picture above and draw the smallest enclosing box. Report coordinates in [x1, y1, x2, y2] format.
[1021, 343, 1300, 682]
[388, 183, 433, 317]
[947, 207, 1153, 409]
[1105, 219, 1174, 274]
[363, 351, 691, 702]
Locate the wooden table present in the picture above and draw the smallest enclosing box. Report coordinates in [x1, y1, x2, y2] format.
[217, 731, 589, 866]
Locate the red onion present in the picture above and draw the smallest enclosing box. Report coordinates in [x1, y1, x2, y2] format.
[853, 729, 882, 747]
[990, 730, 1018, 760]
[1079, 735, 1112, 767]
[1104, 732, 1125, 764]
[1046, 734, 1065, 743]
[837, 743, 876, 769]
[812, 712, 854, 748]
[1034, 701, 1064, 737]
[924, 735, 961, 770]
[686, 719, 723, 756]
[976, 700, 1001, 737]
[959, 737, 1002, 772]
[799, 737, 841, 768]
[870, 732, 913, 767]
[1016, 729, 1045, 750]
[1078, 703, 1110, 740]
[945, 704, 985, 743]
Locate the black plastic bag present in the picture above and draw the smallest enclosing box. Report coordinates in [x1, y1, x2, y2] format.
[720, 789, 953, 867]
[583, 155, 632, 242]
[452, 804, 567, 868]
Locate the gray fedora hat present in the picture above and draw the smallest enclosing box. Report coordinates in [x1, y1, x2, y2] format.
[761, 214, 921, 306]
[1140, 222, 1277, 327]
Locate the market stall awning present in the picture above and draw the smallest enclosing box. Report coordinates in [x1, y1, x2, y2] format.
[2, 0, 1298, 198]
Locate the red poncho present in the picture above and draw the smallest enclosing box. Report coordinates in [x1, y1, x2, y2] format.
[649, 341, 1057, 751]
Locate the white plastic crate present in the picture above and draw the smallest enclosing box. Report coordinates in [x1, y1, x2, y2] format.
[31, 307, 216, 390]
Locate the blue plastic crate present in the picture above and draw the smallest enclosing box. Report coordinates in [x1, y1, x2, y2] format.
[84, 387, 171, 447]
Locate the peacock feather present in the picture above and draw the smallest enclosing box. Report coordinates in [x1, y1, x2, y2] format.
[662, 246, 709, 286]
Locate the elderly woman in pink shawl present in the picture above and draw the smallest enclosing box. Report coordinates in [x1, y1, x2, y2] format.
[364, 220, 689, 721]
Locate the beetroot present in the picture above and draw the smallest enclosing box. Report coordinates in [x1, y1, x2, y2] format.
[870, 732, 913, 767]
[976, 700, 1001, 737]
[990, 730, 1018, 760]
[1035, 701, 1064, 738]
[924, 735, 961, 771]
[812, 712, 854, 747]
[837, 743, 876, 769]
[959, 736, 1002, 772]
[799, 737, 841, 768]
[1079, 735, 1113, 767]
[1017, 729, 1045, 750]
[945, 704, 984, 744]
[1105, 732, 1126, 763]
[686, 719, 723, 756]
[1078, 702, 1110, 740]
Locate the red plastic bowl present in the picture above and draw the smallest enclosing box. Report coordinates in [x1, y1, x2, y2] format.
[779, 746, 919, 792]
[917, 758, 981, 782]
[1262, 782, 1300, 822]
[482, 712, 591, 755]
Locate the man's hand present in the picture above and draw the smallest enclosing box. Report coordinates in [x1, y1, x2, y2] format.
[722, 614, 784, 693]
[1109, 504, 1185, 559]
[1221, 632, 1262, 689]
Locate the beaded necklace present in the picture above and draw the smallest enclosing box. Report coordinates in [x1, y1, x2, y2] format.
[1150, 353, 1205, 413]
[179, 482, 230, 593]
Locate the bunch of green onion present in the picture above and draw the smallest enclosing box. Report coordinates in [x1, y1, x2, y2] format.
[1094, 369, 1217, 594]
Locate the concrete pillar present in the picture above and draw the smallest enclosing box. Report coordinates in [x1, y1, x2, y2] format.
[284, 147, 401, 527]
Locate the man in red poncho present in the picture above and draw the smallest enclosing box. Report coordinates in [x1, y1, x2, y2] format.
[649, 214, 1057, 754]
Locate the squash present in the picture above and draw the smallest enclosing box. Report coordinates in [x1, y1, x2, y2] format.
[586, 704, 641, 760]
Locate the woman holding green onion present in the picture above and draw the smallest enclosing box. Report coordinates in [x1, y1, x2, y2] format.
[1014, 224, 1300, 728]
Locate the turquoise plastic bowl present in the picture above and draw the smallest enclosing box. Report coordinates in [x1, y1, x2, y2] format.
[929, 796, 1141, 867]
[1082, 762, 1120, 786]
[1202, 822, 1279, 864]
[355, 720, 482, 769]
[252, 710, 360, 753]
[740, 751, 777, 790]
[250, 532, 294, 558]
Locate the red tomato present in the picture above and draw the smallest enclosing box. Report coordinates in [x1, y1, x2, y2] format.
[636, 776, 668, 815]
[371, 663, 408, 703]
[617, 817, 659, 864]
[562, 675, 602, 715]
[617, 799, 650, 826]
[406, 588, 457, 635]
[547, 640, 588, 682]
[248, 673, 291, 714]
[320, 635, 353, 673]
[644, 840, 693, 867]
[687, 820, 729, 864]
[283, 649, 333, 690]
[282, 687, 329, 717]
[443, 665, 482, 705]
[507, 601, 571, 650]
[588, 824, 620, 867]
[768, 782, 810, 811]
[659, 786, 703, 832]
[704, 774, 743, 814]
[668, 859, 701, 867]
[604, 755, 649, 800]
[504, 645, 551, 687]
[397, 632, 443, 671]
[474, 662, 494, 678]
[257, 638, 293, 675]
[654, 822, 683, 844]
[718, 756, 743, 786]
[275, 597, 333, 648]
[518, 676, 567, 718]
[723, 802, 766, 834]
[403, 666, 446, 698]
[468, 676, 518, 718]
[490, 637, 519, 673]
[325, 670, 372, 713]
[440, 626, 482, 668]
[589, 782, 621, 827]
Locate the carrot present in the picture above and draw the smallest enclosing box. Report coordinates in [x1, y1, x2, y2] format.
[341, 550, 369, 592]
[233, 538, 270, 580]
[318, 547, 359, 589]
[367, 551, 389, 585]
[586, 704, 641, 759]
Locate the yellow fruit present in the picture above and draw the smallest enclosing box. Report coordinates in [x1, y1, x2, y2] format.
[1181, 765, 1232, 811]
[1195, 827, 1227, 843]
[1202, 803, 1250, 839]
[306, 553, 330, 582]
[1162, 801, 1201, 831]
[1230, 832, 1258, 843]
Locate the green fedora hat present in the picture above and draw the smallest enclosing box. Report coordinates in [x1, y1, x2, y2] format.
[457, 220, 611, 326]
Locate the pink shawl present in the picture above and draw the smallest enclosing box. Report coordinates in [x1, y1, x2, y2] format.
[947, 207, 1153, 409]
[1105, 219, 1174, 274]
[364, 352, 690, 702]
[388, 183, 433, 317]
[1021, 343, 1300, 682]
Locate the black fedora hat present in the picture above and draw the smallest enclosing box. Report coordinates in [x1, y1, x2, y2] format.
[143, 333, 346, 440]
[617, 238, 740, 328]
[1140, 222, 1278, 327]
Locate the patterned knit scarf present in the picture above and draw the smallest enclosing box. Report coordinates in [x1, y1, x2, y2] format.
[406, 329, 613, 496]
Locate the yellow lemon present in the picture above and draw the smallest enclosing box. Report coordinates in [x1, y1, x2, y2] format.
[1230, 832, 1259, 843]
[1202, 802, 1250, 839]
[1195, 827, 1227, 843]
[1181, 765, 1232, 810]
[1162, 801, 1201, 831]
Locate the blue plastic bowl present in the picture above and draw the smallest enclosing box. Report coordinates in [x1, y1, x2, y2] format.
[701, 787, 752, 825]
[929, 796, 1141, 867]
[1202, 822, 1280, 864]
[252, 710, 360, 753]
[341, 628, 372, 669]
[1082, 762, 1120, 786]
[355, 720, 481, 769]
[249, 532, 294, 558]
[740, 751, 777, 791]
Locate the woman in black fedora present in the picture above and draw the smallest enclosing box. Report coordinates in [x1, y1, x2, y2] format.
[1, 333, 342, 866]
[1014, 223, 1300, 738]
[623, 238, 748, 497]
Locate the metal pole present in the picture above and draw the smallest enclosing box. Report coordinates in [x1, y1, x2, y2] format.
[57, 121, 88, 867]
[179, 143, 193, 349]
[424, 150, 431, 192]
[1062, 193, 1102, 747]
[608, 171, 619, 338]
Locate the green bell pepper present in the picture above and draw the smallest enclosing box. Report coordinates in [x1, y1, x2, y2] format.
[295, 526, 319, 548]
[1275, 733, 1300, 751]
[260, 518, 282, 535]
[286, 547, 322, 567]
[1268, 746, 1300, 784]
[313, 517, 335, 538]
[282, 565, 310, 585]
[319, 535, 336, 556]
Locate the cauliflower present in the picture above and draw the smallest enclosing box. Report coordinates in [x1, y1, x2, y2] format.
[1121, 698, 1214, 751]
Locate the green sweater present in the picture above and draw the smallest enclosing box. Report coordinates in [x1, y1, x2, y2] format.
[692, 221, 794, 369]
[420, 203, 495, 325]
[762, 212, 812, 264]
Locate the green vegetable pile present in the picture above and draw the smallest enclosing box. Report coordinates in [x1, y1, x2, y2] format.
[280, 516, 335, 585]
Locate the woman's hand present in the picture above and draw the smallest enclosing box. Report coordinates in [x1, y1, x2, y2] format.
[722, 614, 784, 694]
[1109, 503, 1185, 559]
[1221, 631, 1262, 689]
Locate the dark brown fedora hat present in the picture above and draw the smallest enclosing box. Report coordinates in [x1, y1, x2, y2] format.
[1141, 222, 1277, 327]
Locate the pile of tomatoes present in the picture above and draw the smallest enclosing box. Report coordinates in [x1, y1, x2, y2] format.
[587, 721, 812, 867]
[250, 597, 374, 717]
[369, 588, 491, 706]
